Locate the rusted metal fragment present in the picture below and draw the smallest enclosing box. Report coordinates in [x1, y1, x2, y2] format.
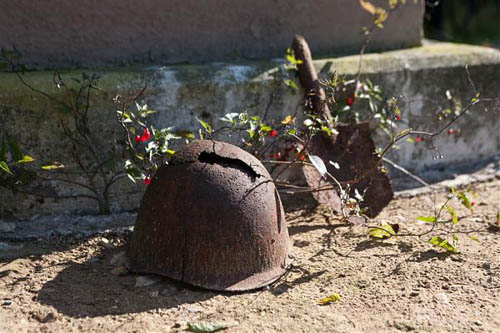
[127, 140, 290, 291]
[307, 122, 393, 218]
[302, 164, 342, 212]
[291, 35, 392, 217]
[291, 34, 334, 127]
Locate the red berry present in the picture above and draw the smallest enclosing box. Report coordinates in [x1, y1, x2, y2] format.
[471, 201, 475, 206]
[448, 128, 454, 135]
[269, 129, 278, 138]
[143, 177, 151, 185]
[134, 127, 151, 143]
[345, 96, 354, 107]
[141, 128, 151, 141]
[396, 115, 401, 121]
[297, 151, 305, 161]
[415, 136, 421, 143]
[275, 152, 281, 160]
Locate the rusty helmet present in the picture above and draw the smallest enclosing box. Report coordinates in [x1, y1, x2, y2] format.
[127, 140, 290, 291]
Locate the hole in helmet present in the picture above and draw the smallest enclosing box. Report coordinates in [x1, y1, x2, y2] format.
[198, 151, 260, 181]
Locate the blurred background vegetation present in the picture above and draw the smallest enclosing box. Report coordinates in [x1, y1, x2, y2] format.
[424, 0, 500, 47]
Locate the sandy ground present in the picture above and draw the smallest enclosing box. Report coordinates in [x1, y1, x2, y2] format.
[0, 179, 499, 332]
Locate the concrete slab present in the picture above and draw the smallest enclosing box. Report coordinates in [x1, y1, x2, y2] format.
[0, 42, 499, 218]
[0, 0, 423, 68]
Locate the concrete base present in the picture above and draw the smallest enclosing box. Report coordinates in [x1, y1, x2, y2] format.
[0, 0, 423, 68]
[1, 42, 499, 219]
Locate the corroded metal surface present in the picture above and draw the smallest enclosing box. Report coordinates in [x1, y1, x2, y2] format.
[305, 122, 393, 218]
[302, 165, 342, 212]
[127, 140, 290, 291]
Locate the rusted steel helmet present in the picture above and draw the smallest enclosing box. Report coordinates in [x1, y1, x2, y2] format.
[127, 140, 290, 291]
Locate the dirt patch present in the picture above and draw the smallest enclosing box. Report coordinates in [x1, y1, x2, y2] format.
[0, 180, 499, 332]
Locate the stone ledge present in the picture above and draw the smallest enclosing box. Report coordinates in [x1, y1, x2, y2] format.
[1, 42, 499, 218]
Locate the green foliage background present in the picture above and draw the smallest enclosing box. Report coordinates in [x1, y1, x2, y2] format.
[425, 0, 500, 47]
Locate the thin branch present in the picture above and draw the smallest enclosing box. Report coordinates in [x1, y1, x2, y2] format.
[382, 157, 430, 187]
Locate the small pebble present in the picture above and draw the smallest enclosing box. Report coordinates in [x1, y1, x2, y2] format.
[2, 300, 12, 306]
[186, 305, 203, 313]
[434, 292, 450, 304]
[99, 237, 113, 248]
[409, 291, 419, 297]
[473, 320, 483, 326]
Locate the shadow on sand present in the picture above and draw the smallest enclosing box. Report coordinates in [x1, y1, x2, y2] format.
[35, 245, 223, 318]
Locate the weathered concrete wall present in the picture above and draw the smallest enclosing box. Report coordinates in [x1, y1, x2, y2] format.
[0, 0, 423, 68]
[1, 42, 499, 219]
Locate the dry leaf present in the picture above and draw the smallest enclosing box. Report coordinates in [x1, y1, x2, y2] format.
[318, 293, 341, 305]
[360, 0, 377, 14]
[281, 115, 294, 125]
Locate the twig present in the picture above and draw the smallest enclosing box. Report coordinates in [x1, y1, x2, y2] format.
[382, 157, 430, 187]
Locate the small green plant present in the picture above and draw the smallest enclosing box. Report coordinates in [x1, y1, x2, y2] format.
[1, 49, 125, 214]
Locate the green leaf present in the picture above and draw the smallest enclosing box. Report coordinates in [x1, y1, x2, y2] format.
[0, 161, 12, 175]
[196, 117, 212, 134]
[144, 110, 157, 116]
[321, 126, 332, 136]
[468, 235, 480, 243]
[186, 321, 239, 333]
[445, 205, 458, 225]
[417, 216, 437, 223]
[173, 130, 195, 139]
[284, 79, 298, 91]
[318, 293, 341, 305]
[405, 137, 415, 143]
[259, 124, 272, 132]
[496, 211, 500, 225]
[17, 155, 35, 164]
[285, 48, 303, 65]
[368, 223, 395, 239]
[126, 173, 137, 183]
[428, 236, 457, 253]
[457, 192, 473, 212]
[125, 167, 142, 183]
[7, 135, 23, 162]
[41, 162, 64, 170]
[165, 149, 176, 155]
